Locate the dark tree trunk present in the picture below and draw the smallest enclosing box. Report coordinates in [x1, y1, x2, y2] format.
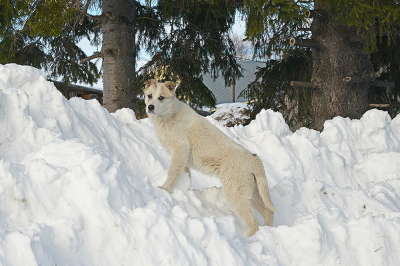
[310, 5, 374, 131]
[102, 0, 136, 113]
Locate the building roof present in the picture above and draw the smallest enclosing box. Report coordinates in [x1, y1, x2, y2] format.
[202, 60, 265, 104]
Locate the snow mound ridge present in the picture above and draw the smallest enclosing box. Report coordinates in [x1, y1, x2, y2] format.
[0, 64, 400, 265]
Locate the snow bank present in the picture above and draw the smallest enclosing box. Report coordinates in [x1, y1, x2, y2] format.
[210, 102, 249, 127]
[0, 64, 400, 265]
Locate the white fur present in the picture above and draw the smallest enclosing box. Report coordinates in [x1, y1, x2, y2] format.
[143, 79, 277, 237]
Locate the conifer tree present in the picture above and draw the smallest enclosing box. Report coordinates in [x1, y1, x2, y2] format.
[241, 0, 400, 130]
[0, 0, 242, 113]
[138, 0, 242, 110]
[0, 0, 101, 88]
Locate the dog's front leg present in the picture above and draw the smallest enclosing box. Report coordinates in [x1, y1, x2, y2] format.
[160, 145, 189, 193]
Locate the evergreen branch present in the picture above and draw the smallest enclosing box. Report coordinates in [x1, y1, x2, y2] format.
[138, 44, 169, 74]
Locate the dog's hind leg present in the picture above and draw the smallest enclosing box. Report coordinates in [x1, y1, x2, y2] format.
[251, 186, 274, 226]
[223, 182, 259, 237]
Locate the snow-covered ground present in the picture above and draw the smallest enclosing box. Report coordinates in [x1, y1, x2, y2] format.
[1, 64, 400, 266]
[210, 102, 249, 127]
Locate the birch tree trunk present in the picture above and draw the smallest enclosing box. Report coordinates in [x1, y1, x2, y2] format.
[102, 0, 136, 113]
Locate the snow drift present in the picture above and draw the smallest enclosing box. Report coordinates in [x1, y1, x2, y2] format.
[0, 64, 400, 266]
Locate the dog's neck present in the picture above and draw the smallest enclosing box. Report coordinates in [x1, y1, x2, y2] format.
[148, 99, 180, 126]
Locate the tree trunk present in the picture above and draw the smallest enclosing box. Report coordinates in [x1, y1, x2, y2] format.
[102, 0, 136, 113]
[310, 4, 374, 131]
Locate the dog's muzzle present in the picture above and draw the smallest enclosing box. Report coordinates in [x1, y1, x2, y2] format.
[147, 104, 155, 113]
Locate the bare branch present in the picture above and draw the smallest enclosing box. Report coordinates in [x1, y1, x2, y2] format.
[290, 81, 316, 88]
[369, 104, 389, 108]
[289, 38, 319, 48]
[88, 12, 111, 23]
[305, 9, 328, 20]
[79, 0, 92, 25]
[80, 52, 102, 64]
[343, 76, 365, 83]
[297, 28, 311, 32]
[344, 76, 395, 88]
[373, 80, 395, 88]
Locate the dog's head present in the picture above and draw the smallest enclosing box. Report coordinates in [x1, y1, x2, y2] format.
[143, 79, 177, 116]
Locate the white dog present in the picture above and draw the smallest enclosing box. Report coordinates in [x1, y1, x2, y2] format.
[143, 79, 277, 237]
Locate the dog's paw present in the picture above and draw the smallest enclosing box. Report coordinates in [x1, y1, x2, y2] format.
[159, 185, 172, 193]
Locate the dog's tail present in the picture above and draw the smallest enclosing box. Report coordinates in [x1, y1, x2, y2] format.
[252, 155, 277, 213]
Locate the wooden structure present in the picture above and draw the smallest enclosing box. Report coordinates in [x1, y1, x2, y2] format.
[52, 81, 103, 105]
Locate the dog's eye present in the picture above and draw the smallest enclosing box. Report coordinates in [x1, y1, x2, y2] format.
[158, 96, 164, 101]
[148, 94, 152, 99]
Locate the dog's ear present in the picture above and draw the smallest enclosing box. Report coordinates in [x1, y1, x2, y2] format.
[164, 81, 176, 94]
[144, 79, 157, 90]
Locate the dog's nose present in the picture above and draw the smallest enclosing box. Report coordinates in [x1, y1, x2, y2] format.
[148, 105, 155, 112]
